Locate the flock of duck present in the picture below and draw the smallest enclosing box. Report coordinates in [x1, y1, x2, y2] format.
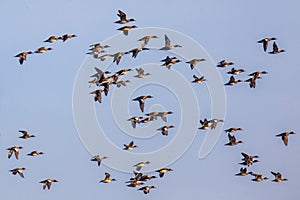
[10, 9, 295, 194]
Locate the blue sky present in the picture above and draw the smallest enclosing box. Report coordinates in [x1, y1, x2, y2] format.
[1, 0, 299, 199]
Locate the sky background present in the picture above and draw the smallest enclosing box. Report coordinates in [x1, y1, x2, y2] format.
[1, 0, 300, 199]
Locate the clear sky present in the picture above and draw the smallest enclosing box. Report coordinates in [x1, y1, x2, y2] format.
[1, 0, 299, 199]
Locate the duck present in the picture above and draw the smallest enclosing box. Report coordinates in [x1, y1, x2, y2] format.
[127, 116, 143, 128]
[227, 68, 245, 75]
[271, 171, 288, 182]
[161, 57, 181, 69]
[157, 111, 173, 122]
[186, 58, 206, 70]
[156, 168, 173, 178]
[15, 51, 33, 65]
[9, 167, 26, 178]
[239, 159, 259, 167]
[40, 179, 59, 190]
[208, 119, 224, 129]
[217, 60, 234, 68]
[27, 150, 44, 157]
[114, 10, 136, 24]
[90, 89, 104, 103]
[138, 35, 159, 47]
[7, 146, 23, 160]
[127, 171, 143, 182]
[276, 131, 296, 146]
[145, 112, 160, 121]
[248, 71, 268, 79]
[245, 76, 261, 88]
[117, 25, 138, 36]
[159, 34, 182, 50]
[99, 54, 114, 61]
[138, 185, 156, 194]
[198, 118, 210, 130]
[91, 155, 108, 166]
[257, 37, 277, 52]
[100, 80, 115, 96]
[113, 51, 129, 65]
[251, 173, 268, 182]
[127, 181, 144, 188]
[225, 134, 243, 146]
[123, 141, 138, 150]
[235, 167, 252, 176]
[241, 152, 259, 161]
[134, 68, 150, 78]
[268, 41, 285, 54]
[224, 76, 242, 86]
[134, 161, 150, 171]
[100, 172, 116, 183]
[44, 36, 62, 43]
[34, 47, 53, 54]
[90, 67, 111, 83]
[192, 75, 207, 84]
[19, 130, 35, 139]
[61, 34, 77, 42]
[128, 47, 149, 58]
[116, 80, 130, 88]
[132, 95, 153, 112]
[157, 125, 175, 136]
[224, 128, 243, 133]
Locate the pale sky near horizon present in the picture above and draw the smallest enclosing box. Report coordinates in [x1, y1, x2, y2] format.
[1, 0, 300, 199]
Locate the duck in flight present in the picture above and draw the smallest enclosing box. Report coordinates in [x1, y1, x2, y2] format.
[257, 37, 276, 52]
[276, 131, 296, 146]
[9, 167, 26, 178]
[100, 172, 116, 183]
[268, 41, 285, 54]
[138, 35, 158, 47]
[159, 34, 182, 50]
[114, 10, 136, 24]
[19, 130, 35, 139]
[271, 171, 288, 182]
[157, 125, 175, 136]
[132, 95, 153, 112]
[91, 155, 107, 166]
[7, 146, 23, 160]
[123, 141, 138, 150]
[186, 58, 206, 70]
[15, 51, 33, 65]
[40, 179, 59, 190]
[117, 25, 138, 36]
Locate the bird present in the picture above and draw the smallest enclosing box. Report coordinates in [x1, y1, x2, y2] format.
[138, 186, 156, 194]
[114, 10, 136, 24]
[90, 89, 104, 103]
[159, 34, 182, 50]
[224, 128, 243, 133]
[161, 56, 181, 69]
[208, 119, 224, 129]
[134, 161, 150, 171]
[139, 174, 157, 182]
[112, 51, 129, 65]
[34, 47, 53, 54]
[192, 75, 207, 84]
[116, 80, 130, 88]
[91, 155, 108, 166]
[43, 36, 62, 43]
[241, 152, 259, 161]
[100, 80, 115, 96]
[100, 172, 116, 183]
[9, 168, 26, 178]
[40, 179, 59, 190]
[239, 159, 259, 167]
[19, 130, 35, 139]
[157, 125, 175, 136]
[132, 95, 153, 112]
[276, 131, 296, 146]
[186, 58, 206, 70]
[156, 168, 173, 178]
[138, 35, 159, 47]
[90, 67, 111, 83]
[127, 116, 144, 128]
[224, 76, 242, 86]
[117, 26, 138, 36]
[198, 118, 210, 130]
[123, 141, 138, 150]
[157, 111, 173, 122]
[217, 60, 234, 68]
[257, 37, 277, 52]
[128, 47, 149, 58]
[134, 68, 150, 78]
[7, 146, 23, 159]
[251, 173, 268, 182]
[268, 41, 285, 54]
[15, 51, 33, 65]
[245, 76, 261, 88]
[225, 134, 243, 146]
[27, 150, 44, 157]
[227, 68, 245, 75]
[271, 171, 288, 182]
[235, 167, 252, 176]
[248, 71, 268, 79]
[61, 34, 77, 42]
